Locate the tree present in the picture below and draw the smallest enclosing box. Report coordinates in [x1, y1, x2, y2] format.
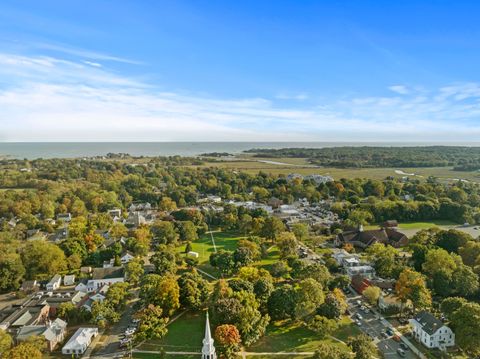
[151, 245, 177, 276]
[317, 289, 347, 319]
[365, 243, 401, 278]
[276, 232, 298, 258]
[253, 277, 274, 304]
[307, 315, 338, 338]
[178, 271, 210, 310]
[395, 268, 431, 310]
[310, 343, 349, 359]
[261, 216, 285, 241]
[125, 257, 144, 286]
[177, 221, 198, 242]
[3, 342, 42, 359]
[450, 302, 480, 356]
[440, 297, 467, 320]
[139, 274, 180, 316]
[21, 241, 67, 280]
[362, 286, 381, 305]
[0, 330, 12, 356]
[0, 252, 25, 292]
[91, 300, 120, 327]
[436, 229, 472, 254]
[459, 241, 480, 266]
[131, 226, 152, 256]
[348, 334, 377, 359]
[292, 223, 309, 241]
[152, 220, 178, 244]
[345, 209, 373, 227]
[106, 282, 130, 310]
[134, 304, 169, 342]
[294, 278, 325, 319]
[452, 264, 479, 297]
[110, 223, 128, 239]
[270, 260, 290, 278]
[210, 250, 235, 275]
[268, 285, 297, 320]
[215, 324, 241, 359]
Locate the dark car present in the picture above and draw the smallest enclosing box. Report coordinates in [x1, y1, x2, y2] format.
[400, 342, 409, 351]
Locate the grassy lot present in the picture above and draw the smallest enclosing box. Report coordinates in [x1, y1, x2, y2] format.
[196, 157, 480, 183]
[177, 231, 244, 277]
[247, 316, 359, 354]
[365, 220, 457, 231]
[138, 311, 205, 353]
[257, 245, 281, 271]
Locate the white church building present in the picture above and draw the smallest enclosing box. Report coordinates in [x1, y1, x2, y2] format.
[202, 312, 216, 359]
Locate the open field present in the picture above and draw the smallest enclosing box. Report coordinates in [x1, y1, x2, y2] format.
[247, 316, 359, 354]
[196, 156, 480, 182]
[177, 231, 243, 276]
[138, 311, 205, 353]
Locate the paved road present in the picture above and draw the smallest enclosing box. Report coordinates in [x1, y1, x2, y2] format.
[346, 292, 417, 359]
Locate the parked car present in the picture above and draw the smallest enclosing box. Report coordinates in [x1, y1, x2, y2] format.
[355, 313, 363, 320]
[386, 328, 394, 336]
[393, 335, 401, 342]
[397, 348, 406, 357]
[399, 342, 409, 351]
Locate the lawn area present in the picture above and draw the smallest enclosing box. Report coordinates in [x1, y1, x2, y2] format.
[257, 245, 280, 271]
[177, 231, 244, 277]
[138, 311, 205, 353]
[365, 220, 457, 231]
[247, 316, 359, 354]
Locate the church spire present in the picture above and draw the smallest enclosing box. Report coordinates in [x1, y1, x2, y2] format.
[201, 311, 216, 359]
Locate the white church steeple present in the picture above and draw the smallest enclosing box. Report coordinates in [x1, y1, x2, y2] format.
[201, 311, 216, 359]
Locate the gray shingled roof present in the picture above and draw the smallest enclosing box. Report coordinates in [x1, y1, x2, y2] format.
[414, 311, 443, 335]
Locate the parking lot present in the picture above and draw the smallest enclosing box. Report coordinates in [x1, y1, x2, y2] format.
[345, 291, 417, 359]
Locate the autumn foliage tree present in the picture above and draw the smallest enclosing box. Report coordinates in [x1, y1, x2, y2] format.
[214, 324, 241, 359]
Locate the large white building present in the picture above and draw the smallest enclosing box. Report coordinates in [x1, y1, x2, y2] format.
[62, 327, 98, 355]
[410, 311, 455, 350]
[201, 312, 216, 359]
[86, 267, 124, 292]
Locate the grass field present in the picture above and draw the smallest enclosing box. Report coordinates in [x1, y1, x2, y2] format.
[195, 157, 480, 183]
[247, 316, 359, 354]
[138, 311, 205, 353]
[365, 220, 457, 231]
[177, 230, 244, 277]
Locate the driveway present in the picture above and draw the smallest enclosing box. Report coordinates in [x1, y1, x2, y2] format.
[345, 292, 417, 359]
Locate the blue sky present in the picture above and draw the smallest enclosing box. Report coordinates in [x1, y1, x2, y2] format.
[1, 0, 480, 141]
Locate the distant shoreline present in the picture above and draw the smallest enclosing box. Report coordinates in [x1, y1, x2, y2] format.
[2, 142, 480, 160]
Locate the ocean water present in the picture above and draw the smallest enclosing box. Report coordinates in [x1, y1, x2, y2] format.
[1, 142, 479, 160]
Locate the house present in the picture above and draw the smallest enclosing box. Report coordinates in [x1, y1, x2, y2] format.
[120, 251, 135, 264]
[63, 275, 76, 286]
[0, 304, 50, 330]
[125, 212, 146, 227]
[48, 227, 68, 243]
[108, 208, 122, 218]
[335, 226, 408, 249]
[351, 275, 372, 294]
[382, 220, 399, 229]
[46, 274, 62, 291]
[410, 311, 455, 350]
[75, 280, 88, 293]
[80, 266, 92, 274]
[346, 265, 375, 278]
[56, 213, 72, 223]
[62, 327, 99, 355]
[304, 174, 334, 184]
[268, 197, 283, 209]
[86, 267, 125, 292]
[16, 318, 67, 352]
[20, 280, 39, 293]
[378, 294, 411, 312]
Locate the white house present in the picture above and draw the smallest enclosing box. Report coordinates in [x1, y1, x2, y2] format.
[86, 267, 125, 292]
[62, 327, 98, 355]
[120, 251, 135, 264]
[63, 275, 76, 286]
[410, 311, 455, 350]
[46, 274, 62, 291]
[75, 280, 88, 293]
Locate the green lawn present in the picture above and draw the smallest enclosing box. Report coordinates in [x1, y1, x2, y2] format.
[177, 231, 244, 277]
[247, 316, 359, 354]
[138, 311, 205, 353]
[365, 220, 457, 231]
[257, 245, 280, 271]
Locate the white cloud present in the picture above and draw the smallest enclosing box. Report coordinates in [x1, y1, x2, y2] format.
[1, 51, 480, 142]
[388, 85, 409, 95]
